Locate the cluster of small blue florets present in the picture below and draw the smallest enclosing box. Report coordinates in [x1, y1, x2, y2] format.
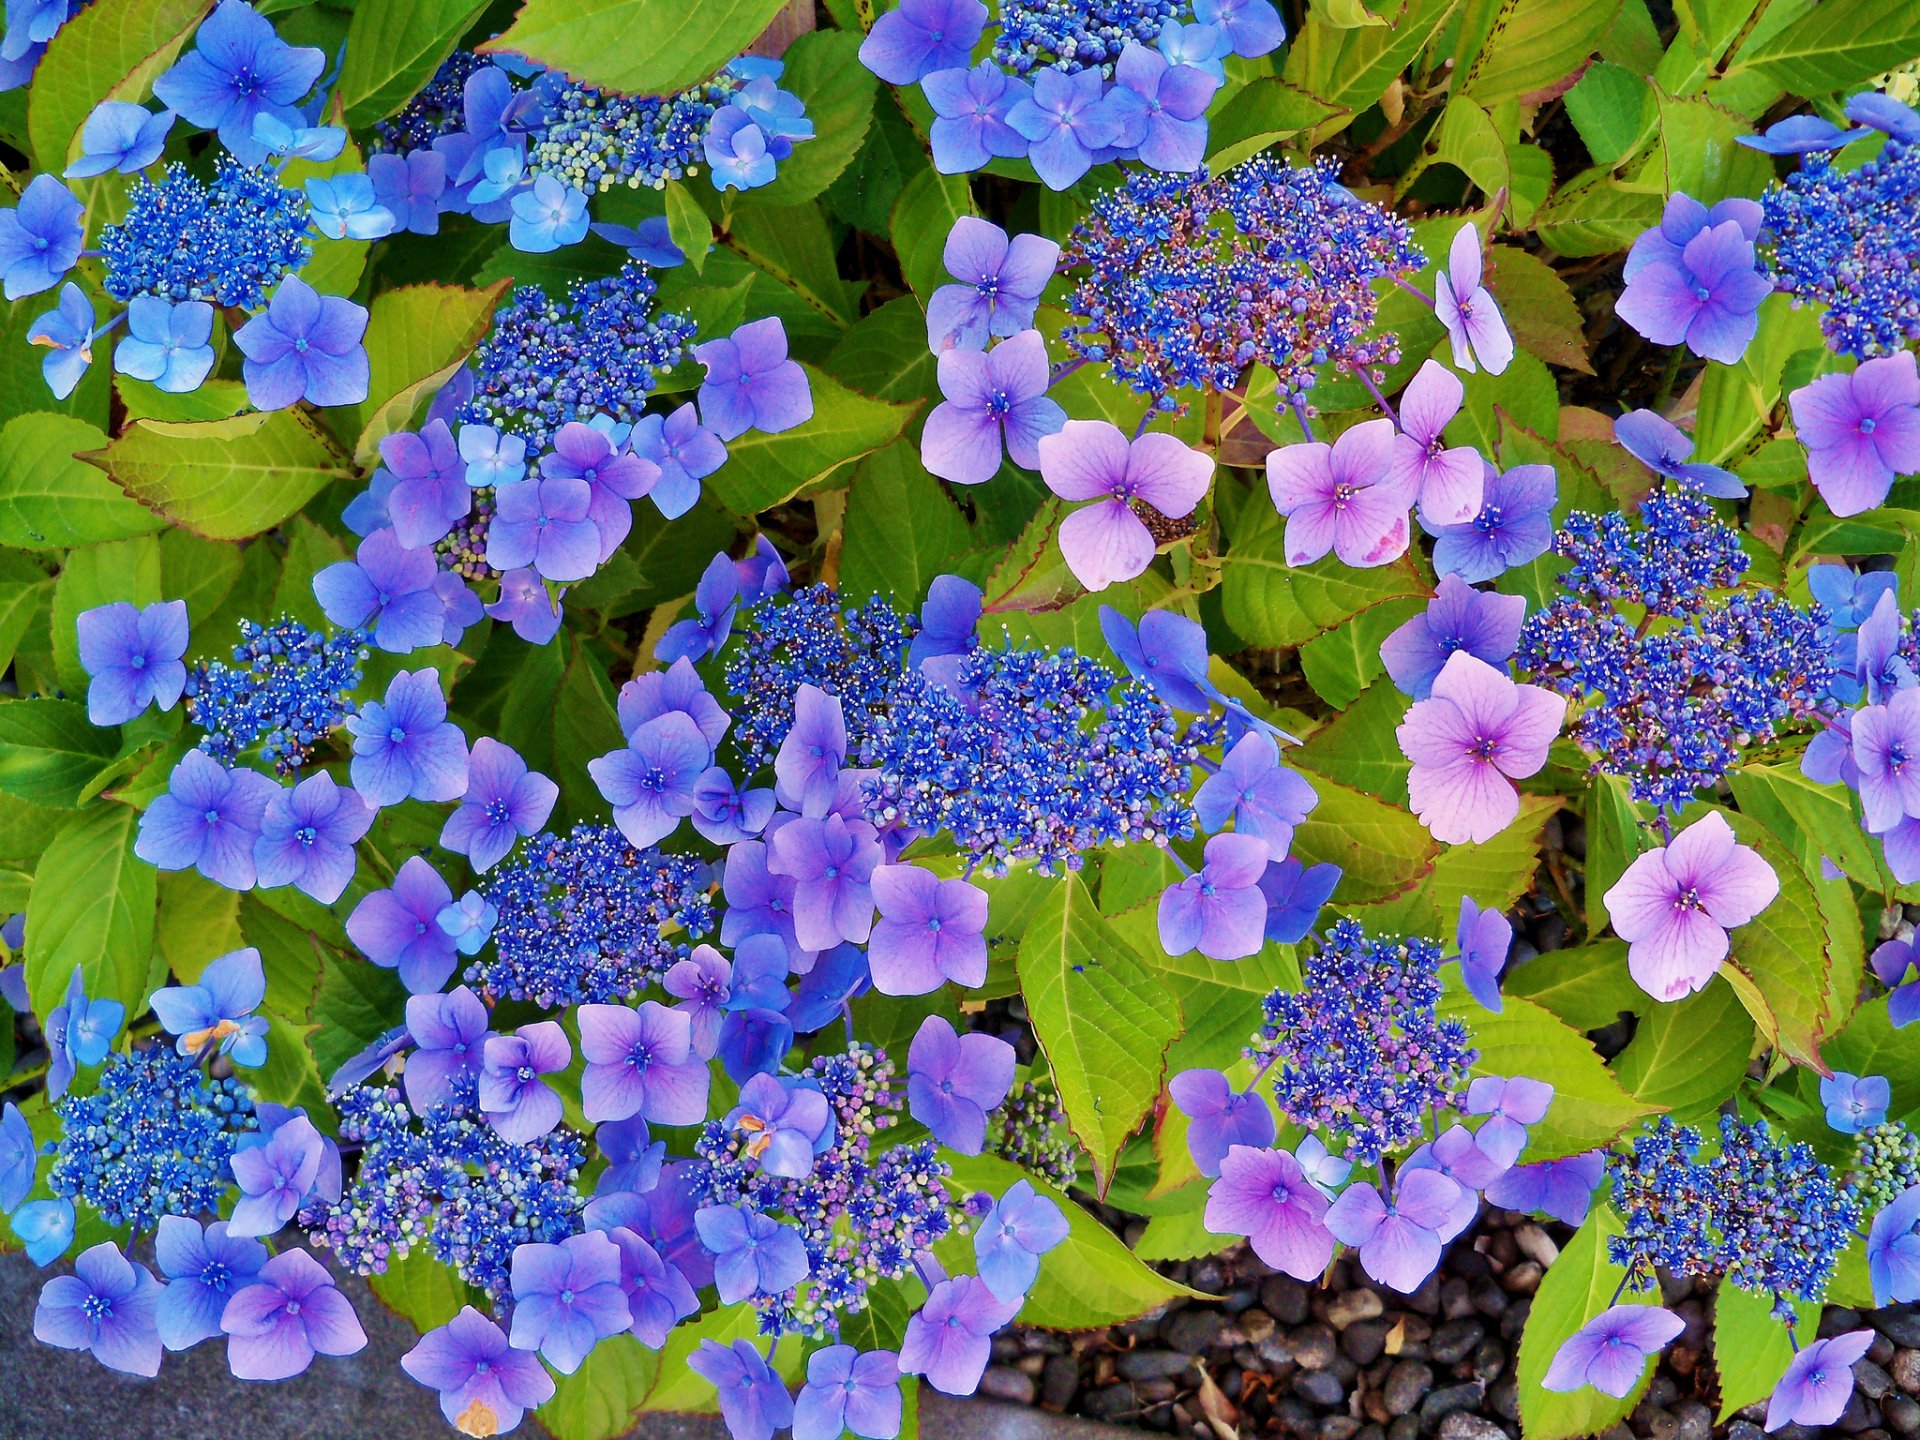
[693, 1044, 955, 1340]
[993, 0, 1187, 73]
[98, 159, 313, 309]
[305, 1085, 588, 1303]
[460, 263, 697, 457]
[530, 72, 746, 192]
[1609, 1115, 1860, 1322]
[48, 1046, 257, 1232]
[1249, 920, 1476, 1166]
[1518, 502, 1835, 810]
[723, 585, 920, 771]
[185, 617, 370, 772]
[474, 823, 717, 1006]
[1761, 139, 1920, 360]
[862, 642, 1207, 877]
[372, 49, 491, 154]
[1062, 156, 1424, 408]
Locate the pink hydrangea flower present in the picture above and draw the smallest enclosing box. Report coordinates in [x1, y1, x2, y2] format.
[1037, 421, 1213, 591]
[1265, 418, 1415, 568]
[1394, 652, 1563, 845]
[1600, 811, 1778, 1000]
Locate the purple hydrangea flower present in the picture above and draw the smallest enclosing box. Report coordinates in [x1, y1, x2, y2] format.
[1847, 92, 1920, 143]
[605, 1226, 698, 1346]
[1192, 0, 1285, 55]
[234, 275, 370, 410]
[1386, 361, 1482, 526]
[1106, 43, 1218, 174]
[1615, 219, 1771, 364]
[75, 598, 188, 726]
[578, 1000, 710, 1125]
[1423, 461, 1557, 584]
[1765, 1330, 1874, 1431]
[1396, 652, 1564, 845]
[0, 1100, 34, 1213]
[114, 296, 217, 394]
[1456, 896, 1513, 1013]
[1613, 409, 1746, 497]
[345, 668, 468, 807]
[1870, 936, 1920, 1028]
[1192, 732, 1317, 852]
[768, 814, 881, 950]
[775, 683, 848, 817]
[927, 217, 1060, 352]
[440, 738, 558, 872]
[906, 1015, 1015, 1154]
[1624, 193, 1763, 281]
[1866, 1185, 1920, 1306]
[45, 968, 122, 1102]
[696, 1204, 811, 1304]
[66, 100, 175, 178]
[923, 62, 1031, 175]
[1464, 1075, 1553, 1167]
[975, 1179, 1069, 1302]
[252, 771, 372, 904]
[1203, 1145, 1334, 1280]
[478, 1021, 570, 1143]
[402, 1306, 555, 1436]
[228, 1114, 326, 1238]
[1159, 832, 1271, 960]
[692, 768, 774, 846]
[726, 1072, 833, 1180]
[544, 419, 661, 561]
[1542, 1305, 1683, 1397]
[380, 420, 470, 550]
[27, 280, 93, 398]
[1170, 1070, 1277, 1177]
[33, 1240, 163, 1376]
[1380, 574, 1526, 701]
[923, 329, 1067, 484]
[795, 1345, 903, 1440]
[1267, 419, 1414, 568]
[629, 403, 727, 519]
[1038, 421, 1213, 591]
[590, 712, 711, 850]
[153, 1218, 266, 1352]
[313, 528, 443, 653]
[1820, 1071, 1890, 1134]
[403, 985, 492, 1112]
[486, 477, 600, 583]
[1434, 223, 1513, 375]
[153, 0, 323, 165]
[367, 148, 446, 234]
[691, 1338, 797, 1440]
[858, 0, 988, 84]
[1600, 810, 1779, 1000]
[486, 566, 565, 644]
[1789, 352, 1920, 518]
[1324, 1171, 1461, 1293]
[149, 946, 267, 1067]
[695, 317, 812, 441]
[507, 1231, 629, 1374]
[899, 1275, 1021, 1395]
[1738, 113, 1870, 155]
[1405, 1123, 1507, 1205]
[1007, 66, 1120, 190]
[1259, 858, 1342, 945]
[222, 1250, 365, 1381]
[0, 173, 84, 299]
[1100, 606, 1214, 712]
[867, 863, 989, 995]
[1483, 1152, 1604, 1226]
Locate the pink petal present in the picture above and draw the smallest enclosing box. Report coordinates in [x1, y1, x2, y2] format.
[1038, 420, 1131, 501]
[1059, 501, 1154, 591]
[1626, 907, 1728, 1000]
[1408, 755, 1519, 844]
[1126, 432, 1213, 517]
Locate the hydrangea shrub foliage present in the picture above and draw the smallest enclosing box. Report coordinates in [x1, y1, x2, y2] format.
[2, 1, 1920, 1438]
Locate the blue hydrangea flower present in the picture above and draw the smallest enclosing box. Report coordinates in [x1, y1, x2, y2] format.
[859, 0, 989, 84]
[65, 100, 175, 178]
[348, 856, 458, 993]
[153, 1217, 267, 1352]
[153, 0, 325, 166]
[27, 281, 96, 401]
[234, 274, 371, 410]
[704, 107, 777, 190]
[974, 1179, 1069, 1301]
[149, 946, 268, 1067]
[368, 147, 448, 234]
[0, 174, 83, 299]
[304, 174, 396, 240]
[794, 1345, 902, 1440]
[509, 174, 589, 251]
[46, 965, 124, 1102]
[11, 1197, 76, 1266]
[113, 296, 217, 394]
[252, 770, 373, 904]
[694, 316, 812, 440]
[922, 61, 1032, 175]
[32, 1240, 164, 1376]
[1007, 66, 1120, 190]
[312, 528, 443, 654]
[345, 667, 469, 807]
[1820, 1072, 1891, 1134]
[0, 1100, 35, 1213]
[1424, 462, 1557, 584]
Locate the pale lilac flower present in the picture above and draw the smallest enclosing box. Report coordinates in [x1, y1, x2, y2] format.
[1381, 574, 1526, 701]
[605, 1227, 697, 1346]
[1866, 1185, 1920, 1305]
[234, 275, 369, 409]
[380, 419, 469, 550]
[1293, 1135, 1353, 1195]
[795, 1345, 902, 1440]
[458, 423, 526, 488]
[696, 1205, 810, 1304]
[590, 712, 712, 849]
[629, 404, 727, 519]
[1266, 419, 1415, 568]
[403, 986, 493, 1112]
[508, 1231, 629, 1374]
[368, 148, 446, 234]
[313, 527, 443, 653]
[906, 1015, 1014, 1154]
[402, 1307, 555, 1436]
[486, 478, 599, 583]
[1170, 1070, 1276, 1177]
[1192, 0, 1285, 55]
[34, 1241, 163, 1376]
[440, 738, 557, 872]
[542, 420, 660, 562]
[1789, 352, 1920, 518]
[1396, 652, 1564, 845]
[768, 813, 881, 950]
[1203, 1145, 1333, 1280]
[691, 1338, 796, 1440]
[1615, 219, 1771, 364]
[1037, 421, 1213, 590]
[868, 864, 989, 994]
[1484, 1152, 1604, 1227]
[695, 317, 811, 440]
[1387, 360, 1483, 525]
[1766, 1330, 1874, 1431]
[76, 598, 188, 726]
[1820, 1072, 1890, 1134]
[922, 329, 1066, 485]
[1456, 896, 1513, 1012]
[486, 566, 564, 644]
[252, 771, 372, 904]
[1542, 1305, 1683, 1397]
[1601, 810, 1779, 1000]
[1159, 832, 1271, 960]
[1871, 936, 1920, 1028]
[1105, 43, 1218, 174]
[775, 683, 848, 817]
[227, 1115, 325, 1238]
[1624, 193, 1763, 280]
[898, 1276, 1020, 1394]
[1465, 1076, 1554, 1166]
[1323, 1170, 1461, 1292]
[1192, 731, 1317, 851]
[1434, 224, 1513, 375]
[1404, 1124, 1507, 1210]
[926, 217, 1060, 352]
[578, 1001, 710, 1125]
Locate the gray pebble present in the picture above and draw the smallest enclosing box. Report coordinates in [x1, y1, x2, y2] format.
[1888, 1315, 1920, 1350]
[1894, 1349, 1920, 1393]
[1320, 1418, 1362, 1440]
[1238, 1308, 1277, 1345]
[1165, 1308, 1225, 1355]
[1295, 1369, 1348, 1408]
[1293, 1324, 1340, 1369]
[1040, 1354, 1079, 1410]
[1082, 1384, 1136, 1421]
[1343, 1320, 1389, 1365]
[1437, 1415, 1509, 1440]
[1886, 1395, 1920, 1435]
[1262, 1275, 1311, 1325]
[1862, 1361, 1899, 1400]
[1117, 1349, 1192, 1382]
[1328, 1288, 1387, 1329]
[1388, 1415, 1422, 1440]
[1429, 1319, 1485, 1366]
[1418, 1381, 1486, 1427]
[1382, 1359, 1434, 1417]
[1674, 1399, 1713, 1440]
[977, 1367, 1036, 1405]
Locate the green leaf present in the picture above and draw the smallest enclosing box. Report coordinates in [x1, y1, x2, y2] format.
[703, 364, 916, 514]
[83, 411, 355, 541]
[23, 803, 157, 1020]
[1490, 248, 1595, 375]
[1713, 812, 1840, 1069]
[1441, 991, 1659, 1159]
[1291, 775, 1439, 905]
[1294, 680, 1414, 803]
[1611, 976, 1754, 1119]
[840, 441, 973, 606]
[1017, 874, 1182, 1194]
[1825, 998, 1920, 1125]
[1650, 90, 1774, 207]
[643, 1306, 800, 1414]
[50, 535, 162, 696]
[1583, 774, 1646, 934]
[481, 0, 789, 98]
[0, 553, 53, 684]
[367, 1248, 472, 1334]
[937, 1152, 1206, 1327]
[0, 414, 164, 550]
[551, 638, 626, 830]
[0, 700, 122, 807]
[823, 298, 938, 405]
[1535, 172, 1666, 258]
[1728, 0, 1920, 94]
[1506, 940, 1646, 1032]
[1516, 1206, 1658, 1440]
[334, 281, 511, 464]
[1714, 1285, 1815, 1422]
[663, 179, 711, 277]
[718, 200, 858, 330]
[1459, 0, 1624, 103]
[1564, 60, 1654, 165]
[26, 0, 208, 170]
[1205, 79, 1344, 168]
[1296, 599, 1423, 710]
[734, 30, 877, 208]
[1409, 95, 1509, 203]
[892, 167, 975, 306]
[1221, 499, 1428, 647]
[546, 1334, 665, 1440]
[337, 0, 490, 125]
[1285, 0, 1463, 114]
